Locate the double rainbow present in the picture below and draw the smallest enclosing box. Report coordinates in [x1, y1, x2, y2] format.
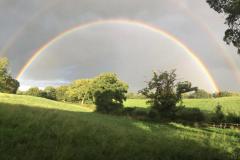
[16, 19, 219, 92]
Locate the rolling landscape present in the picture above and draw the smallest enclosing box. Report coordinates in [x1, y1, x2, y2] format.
[0, 0, 240, 160]
[0, 93, 240, 160]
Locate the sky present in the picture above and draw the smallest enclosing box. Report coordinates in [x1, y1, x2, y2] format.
[0, 0, 239, 92]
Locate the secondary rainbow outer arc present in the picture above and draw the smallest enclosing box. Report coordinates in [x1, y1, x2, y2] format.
[175, 1, 240, 84]
[1, 0, 238, 86]
[16, 19, 219, 92]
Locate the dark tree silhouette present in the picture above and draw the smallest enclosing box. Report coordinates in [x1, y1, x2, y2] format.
[207, 0, 240, 54]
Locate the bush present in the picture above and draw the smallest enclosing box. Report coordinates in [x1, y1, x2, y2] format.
[148, 109, 159, 119]
[211, 104, 225, 123]
[44, 86, 57, 100]
[212, 91, 232, 98]
[187, 89, 211, 99]
[225, 113, 240, 124]
[175, 107, 205, 122]
[92, 73, 128, 114]
[122, 107, 136, 116]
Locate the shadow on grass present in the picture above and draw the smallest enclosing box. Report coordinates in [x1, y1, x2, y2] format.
[0, 102, 237, 160]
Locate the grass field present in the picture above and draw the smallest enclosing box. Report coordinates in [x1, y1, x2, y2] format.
[1, 93, 240, 160]
[124, 97, 240, 115]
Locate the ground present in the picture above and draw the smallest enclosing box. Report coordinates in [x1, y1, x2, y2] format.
[0, 93, 240, 160]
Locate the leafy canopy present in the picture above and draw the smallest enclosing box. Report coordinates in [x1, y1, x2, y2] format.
[0, 57, 19, 94]
[139, 70, 196, 116]
[92, 73, 128, 113]
[207, 0, 240, 54]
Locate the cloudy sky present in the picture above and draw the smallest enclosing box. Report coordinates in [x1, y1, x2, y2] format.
[0, 0, 239, 92]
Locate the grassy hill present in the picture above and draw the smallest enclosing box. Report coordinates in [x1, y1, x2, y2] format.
[125, 97, 240, 115]
[0, 93, 240, 160]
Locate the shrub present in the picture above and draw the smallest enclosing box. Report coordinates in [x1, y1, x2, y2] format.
[175, 107, 205, 122]
[187, 89, 211, 99]
[148, 109, 160, 119]
[122, 107, 136, 116]
[225, 113, 240, 124]
[44, 86, 57, 100]
[211, 104, 225, 123]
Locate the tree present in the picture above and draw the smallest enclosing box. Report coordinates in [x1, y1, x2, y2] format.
[176, 81, 198, 99]
[56, 86, 68, 101]
[92, 73, 128, 113]
[207, 0, 240, 54]
[25, 87, 45, 97]
[44, 86, 57, 100]
[66, 79, 93, 104]
[139, 70, 179, 116]
[188, 89, 211, 99]
[139, 70, 196, 117]
[0, 57, 19, 94]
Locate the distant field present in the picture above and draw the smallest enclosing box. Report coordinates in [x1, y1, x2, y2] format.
[0, 93, 240, 159]
[124, 97, 240, 115]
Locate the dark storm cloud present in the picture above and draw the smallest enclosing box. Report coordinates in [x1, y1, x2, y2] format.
[0, 0, 239, 91]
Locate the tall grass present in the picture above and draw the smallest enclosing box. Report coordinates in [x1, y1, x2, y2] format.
[0, 93, 240, 160]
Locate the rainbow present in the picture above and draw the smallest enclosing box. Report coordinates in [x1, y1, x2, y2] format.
[16, 19, 219, 92]
[175, 1, 240, 84]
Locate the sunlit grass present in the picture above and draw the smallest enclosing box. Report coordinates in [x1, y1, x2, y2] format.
[124, 97, 240, 115]
[0, 93, 91, 112]
[0, 93, 240, 159]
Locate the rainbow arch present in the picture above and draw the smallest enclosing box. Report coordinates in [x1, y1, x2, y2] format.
[16, 19, 219, 92]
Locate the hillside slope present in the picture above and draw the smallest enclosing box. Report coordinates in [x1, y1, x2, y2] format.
[0, 93, 240, 160]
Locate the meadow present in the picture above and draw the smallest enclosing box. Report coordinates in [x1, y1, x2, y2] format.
[124, 97, 240, 115]
[0, 93, 240, 160]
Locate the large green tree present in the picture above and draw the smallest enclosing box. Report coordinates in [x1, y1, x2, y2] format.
[207, 0, 240, 54]
[44, 86, 57, 100]
[56, 86, 68, 101]
[66, 79, 93, 104]
[25, 87, 45, 97]
[139, 70, 196, 117]
[0, 57, 19, 94]
[92, 73, 128, 113]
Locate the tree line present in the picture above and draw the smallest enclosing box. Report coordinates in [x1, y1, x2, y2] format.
[18, 73, 128, 113]
[1, 57, 240, 124]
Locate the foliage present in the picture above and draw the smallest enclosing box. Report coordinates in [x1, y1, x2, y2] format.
[139, 70, 195, 118]
[0, 57, 19, 94]
[139, 70, 179, 116]
[188, 89, 212, 99]
[206, 0, 240, 54]
[175, 107, 205, 122]
[56, 86, 68, 101]
[225, 113, 240, 123]
[92, 73, 128, 113]
[25, 87, 45, 97]
[213, 91, 233, 98]
[43, 86, 57, 100]
[212, 104, 225, 123]
[65, 79, 93, 104]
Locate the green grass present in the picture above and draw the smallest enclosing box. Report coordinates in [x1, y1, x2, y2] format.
[1, 93, 240, 160]
[0, 93, 91, 112]
[124, 97, 240, 115]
